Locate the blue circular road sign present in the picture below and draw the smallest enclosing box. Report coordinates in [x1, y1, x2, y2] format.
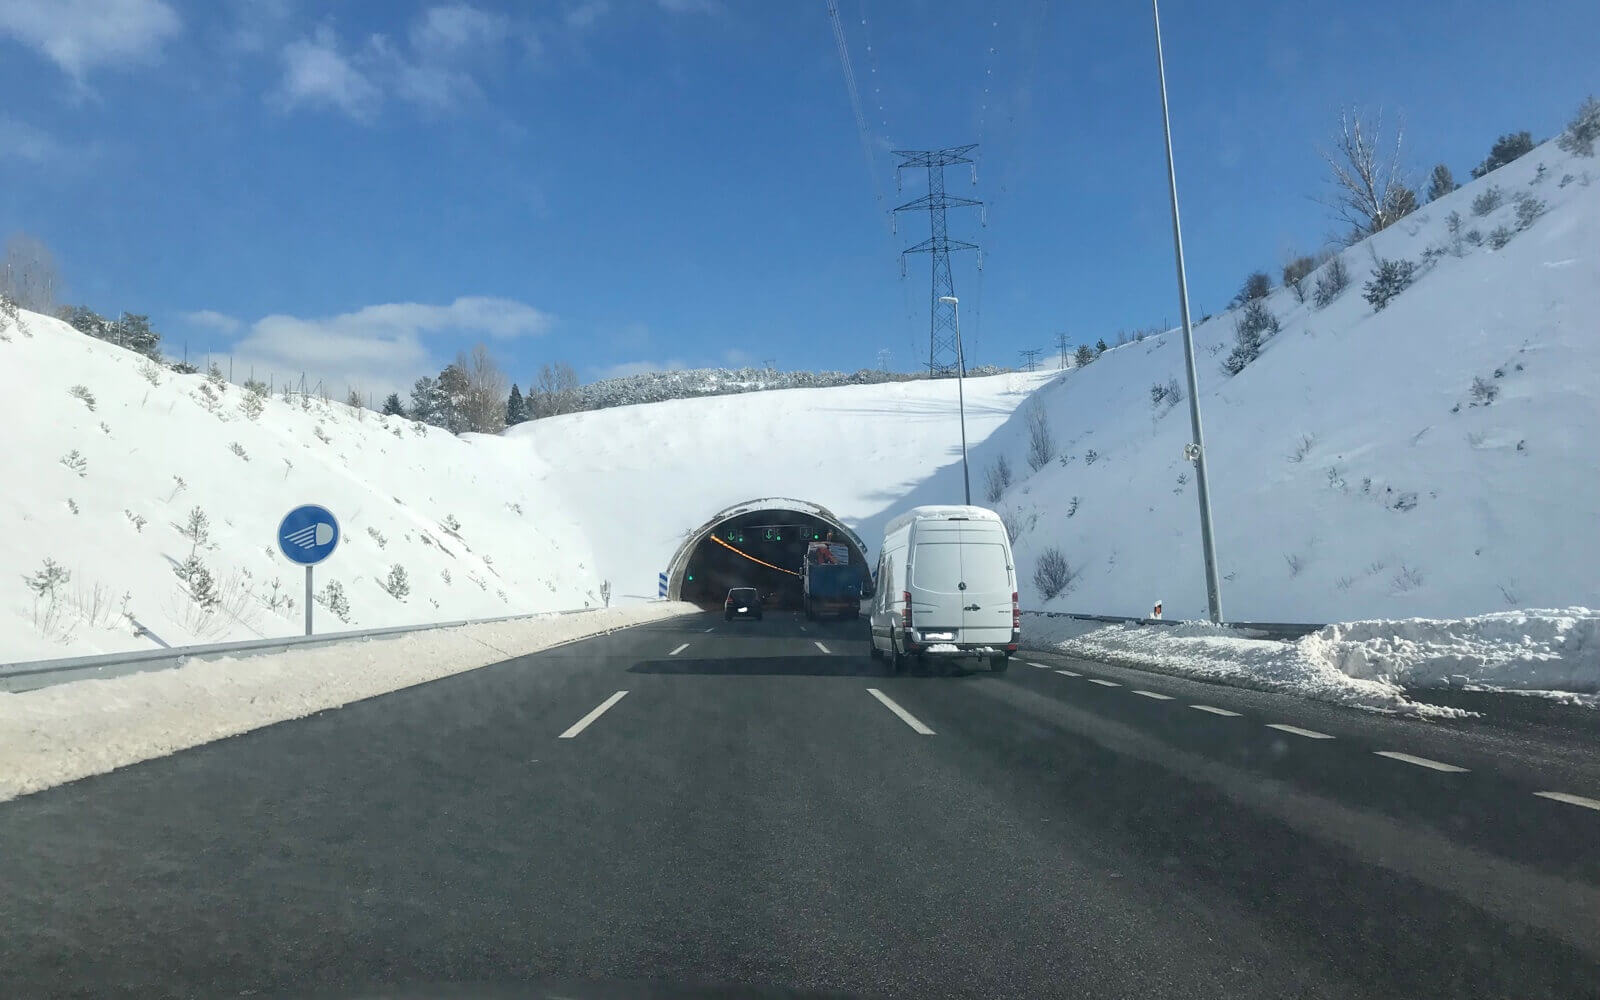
[278, 504, 340, 565]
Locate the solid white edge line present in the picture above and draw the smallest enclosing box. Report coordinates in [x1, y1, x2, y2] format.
[814, 641, 831, 654]
[1131, 689, 1174, 700]
[1374, 751, 1469, 773]
[668, 643, 689, 656]
[1190, 704, 1242, 717]
[558, 690, 629, 739]
[1533, 791, 1600, 811]
[1054, 669, 1081, 677]
[1266, 723, 1334, 740]
[867, 688, 935, 735]
[1085, 678, 1120, 687]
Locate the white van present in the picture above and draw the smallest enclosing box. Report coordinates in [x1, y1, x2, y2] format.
[867, 505, 1019, 673]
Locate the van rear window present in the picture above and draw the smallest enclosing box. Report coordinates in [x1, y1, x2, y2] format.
[963, 543, 1012, 587]
[911, 543, 962, 593]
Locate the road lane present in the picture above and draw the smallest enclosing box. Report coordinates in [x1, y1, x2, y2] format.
[0, 610, 1596, 998]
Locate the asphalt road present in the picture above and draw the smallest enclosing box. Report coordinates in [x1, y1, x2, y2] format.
[3, 612, 1599, 999]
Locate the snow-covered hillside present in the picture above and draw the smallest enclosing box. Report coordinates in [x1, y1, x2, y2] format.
[963, 137, 1600, 621]
[507, 369, 1054, 596]
[1, 319, 605, 660]
[5, 138, 1595, 658]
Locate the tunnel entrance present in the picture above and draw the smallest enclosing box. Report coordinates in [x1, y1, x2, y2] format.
[668, 499, 872, 610]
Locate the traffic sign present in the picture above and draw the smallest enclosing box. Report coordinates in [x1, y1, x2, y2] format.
[278, 504, 340, 565]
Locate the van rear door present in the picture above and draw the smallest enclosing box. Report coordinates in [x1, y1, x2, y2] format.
[959, 524, 1014, 646]
[909, 528, 964, 640]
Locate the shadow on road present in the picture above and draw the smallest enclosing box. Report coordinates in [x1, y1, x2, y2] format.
[630, 655, 887, 678]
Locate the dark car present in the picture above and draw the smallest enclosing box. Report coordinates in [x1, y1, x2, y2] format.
[724, 587, 763, 621]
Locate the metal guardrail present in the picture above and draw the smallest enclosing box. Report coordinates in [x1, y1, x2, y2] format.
[1021, 609, 1324, 642]
[0, 606, 610, 693]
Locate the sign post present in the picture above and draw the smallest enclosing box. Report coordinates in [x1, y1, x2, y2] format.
[278, 504, 341, 635]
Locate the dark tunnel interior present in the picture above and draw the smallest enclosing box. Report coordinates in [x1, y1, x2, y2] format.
[679, 509, 871, 610]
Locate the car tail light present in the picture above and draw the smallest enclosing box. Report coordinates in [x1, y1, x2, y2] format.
[1011, 591, 1021, 631]
[902, 591, 913, 628]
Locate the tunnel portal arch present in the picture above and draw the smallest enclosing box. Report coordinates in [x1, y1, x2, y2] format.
[666, 498, 871, 608]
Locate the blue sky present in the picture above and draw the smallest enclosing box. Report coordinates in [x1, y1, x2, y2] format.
[2, 0, 1596, 398]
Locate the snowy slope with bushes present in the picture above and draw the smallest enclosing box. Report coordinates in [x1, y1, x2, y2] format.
[967, 136, 1599, 621]
[1, 315, 604, 660]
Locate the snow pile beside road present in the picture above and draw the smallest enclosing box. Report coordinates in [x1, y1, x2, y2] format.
[1300, 607, 1600, 695]
[1025, 619, 1460, 717]
[0, 602, 696, 802]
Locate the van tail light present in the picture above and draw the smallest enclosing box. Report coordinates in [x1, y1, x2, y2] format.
[1011, 591, 1021, 631]
[903, 591, 914, 628]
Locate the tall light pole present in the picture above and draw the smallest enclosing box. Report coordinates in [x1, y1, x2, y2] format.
[1152, 0, 1224, 622]
[938, 295, 972, 505]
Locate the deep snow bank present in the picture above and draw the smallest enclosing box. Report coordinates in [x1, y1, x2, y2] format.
[1023, 616, 1456, 717]
[1025, 607, 1597, 715]
[0, 602, 696, 802]
[1301, 607, 1600, 694]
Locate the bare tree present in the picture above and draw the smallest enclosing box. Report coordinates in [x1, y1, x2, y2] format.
[460, 344, 508, 433]
[1318, 109, 1413, 245]
[1, 232, 62, 313]
[529, 361, 579, 418]
[1025, 401, 1055, 471]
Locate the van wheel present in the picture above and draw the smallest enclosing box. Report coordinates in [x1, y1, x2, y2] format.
[889, 639, 906, 675]
[990, 653, 1010, 674]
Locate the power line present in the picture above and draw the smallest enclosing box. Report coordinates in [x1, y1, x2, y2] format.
[1018, 348, 1041, 371]
[1055, 331, 1070, 369]
[894, 145, 982, 377]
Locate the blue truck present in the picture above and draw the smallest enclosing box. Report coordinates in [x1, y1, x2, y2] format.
[801, 542, 864, 620]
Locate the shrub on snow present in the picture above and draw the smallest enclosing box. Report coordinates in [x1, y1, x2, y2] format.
[1363, 258, 1418, 311]
[1557, 95, 1600, 157]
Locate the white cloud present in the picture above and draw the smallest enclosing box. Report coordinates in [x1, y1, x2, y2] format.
[272, 24, 381, 120]
[222, 0, 292, 54]
[594, 359, 686, 381]
[272, 7, 520, 121]
[565, 0, 609, 31]
[410, 3, 508, 57]
[0, 116, 65, 163]
[227, 296, 555, 397]
[183, 309, 241, 335]
[0, 0, 180, 82]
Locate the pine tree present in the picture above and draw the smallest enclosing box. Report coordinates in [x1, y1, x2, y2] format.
[111, 313, 161, 358]
[60, 305, 110, 339]
[1073, 344, 1095, 367]
[1472, 131, 1534, 178]
[410, 376, 441, 425]
[1095, 338, 1108, 354]
[506, 383, 527, 425]
[381, 392, 405, 417]
[1426, 163, 1456, 202]
[436, 363, 471, 433]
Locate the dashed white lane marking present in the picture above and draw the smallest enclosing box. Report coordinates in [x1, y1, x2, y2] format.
[1266, 723, 1334, 740]
[558, 691, 628, 739]
[867, 688, 936, 735]
[799, 625, 808, 633]
[704, 627, 714, 633]
[668, 643, 689, 656]
[1028, 662, 1053, 669]
[1085, 678, 1121, 687]
[1374, 751, 1469, 773]
[1131, 690, 1174, 700]
[1190, 704, 1242, 717]
[814, 641, 832, 654]
[1534, 791, 1600, 812]
[1054, 669, 1082, 678]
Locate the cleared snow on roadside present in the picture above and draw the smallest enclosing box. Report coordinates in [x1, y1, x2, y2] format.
[0, 602, 696, 802]
[1022, 616, 1456, 717]
[1301, 607, 1600, 695]
[1024, 606, 1599, 715]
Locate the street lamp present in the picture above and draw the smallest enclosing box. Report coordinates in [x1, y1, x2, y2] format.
[1152, 0, 1224, 622]
[938, 295, 972, 506]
